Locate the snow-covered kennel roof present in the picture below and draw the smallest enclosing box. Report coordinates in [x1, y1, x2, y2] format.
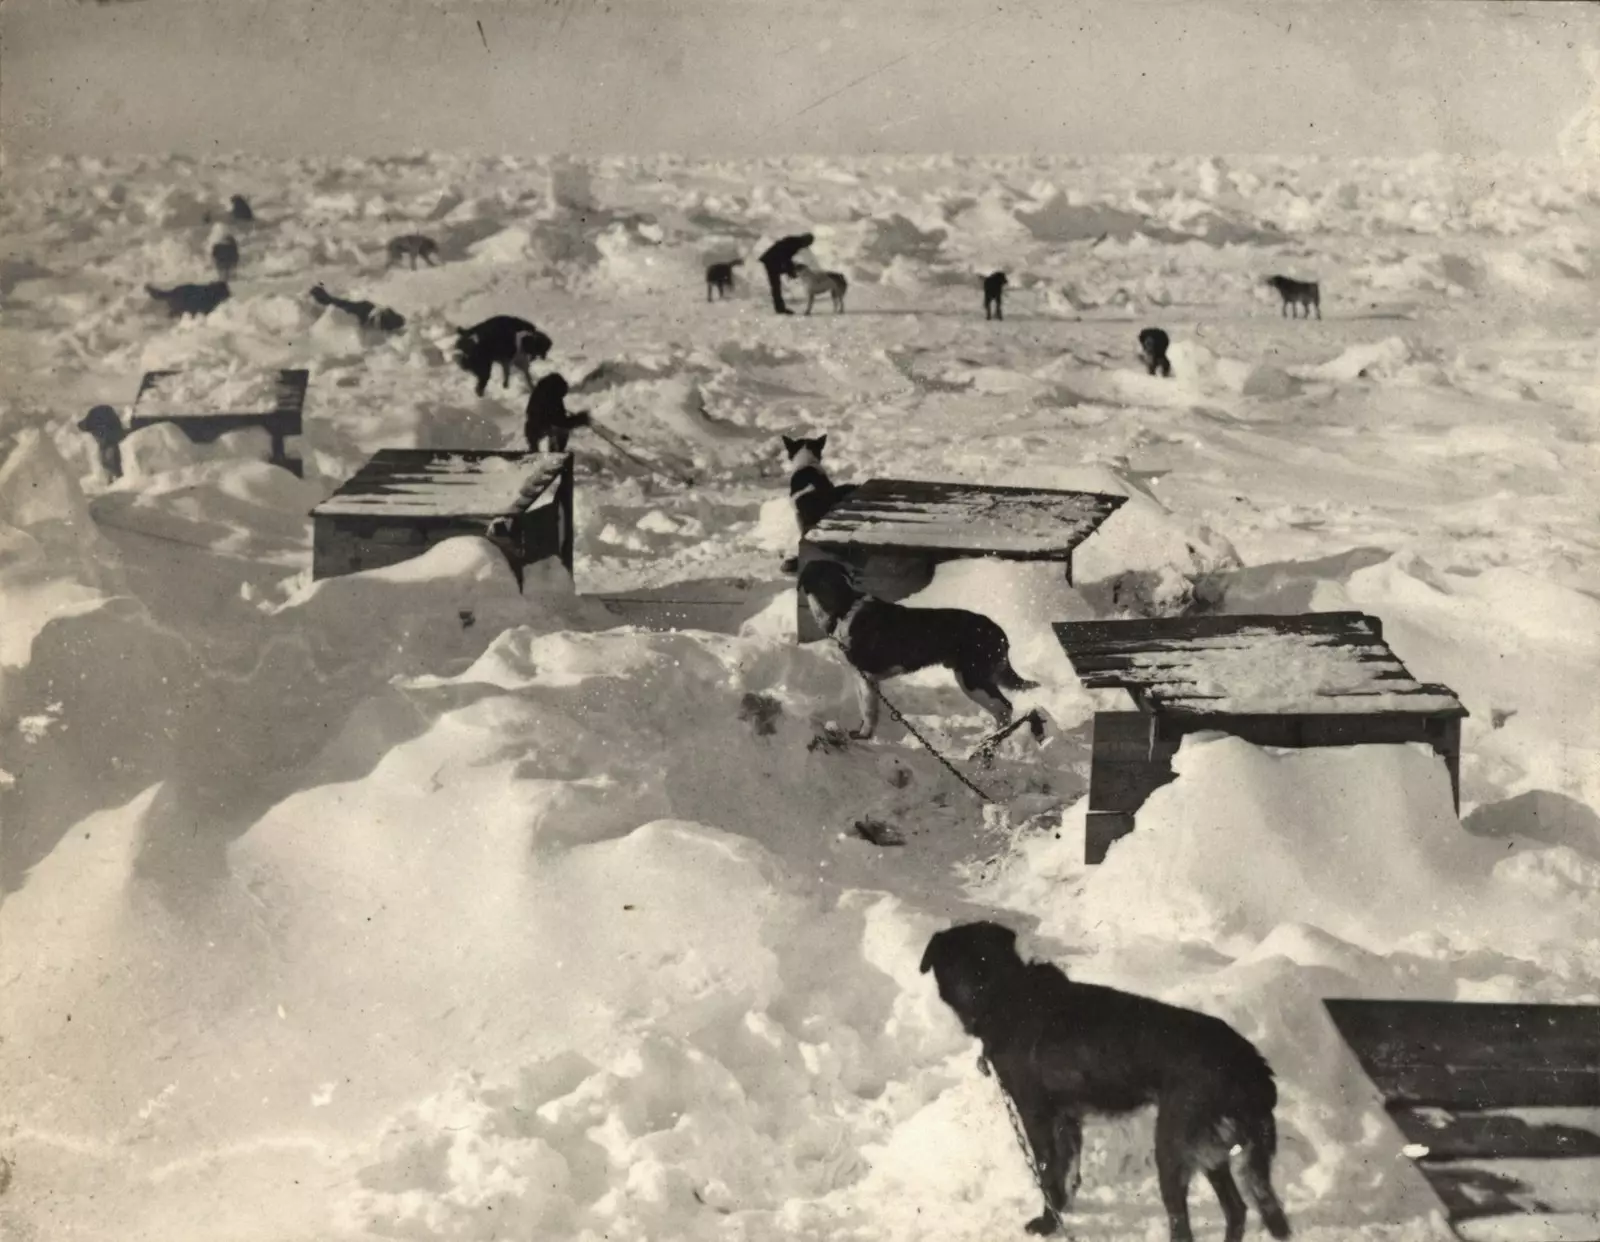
[803, 477, 1127, 558]
[1056, 612, 1468, 717]
[311, 450, 570, 519]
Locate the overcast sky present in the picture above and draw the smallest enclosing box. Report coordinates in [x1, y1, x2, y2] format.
[3, 0, 1596, 160]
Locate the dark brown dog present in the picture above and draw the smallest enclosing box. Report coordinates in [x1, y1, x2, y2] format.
[146, 281, 231, 318]
[920, 922, 1291, 1242]
[984, 271, 1008, 321]
[706, 259, 742, 301]
[1264, 276, 1320, 320]
[1139, 327, 1172, 377]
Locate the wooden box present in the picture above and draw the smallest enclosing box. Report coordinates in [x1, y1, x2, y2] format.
[310, 449, 573, 588]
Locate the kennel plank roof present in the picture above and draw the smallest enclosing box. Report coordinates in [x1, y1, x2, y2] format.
[802, 478, 1127, 559]
[133, 368, 309, 422]
[1325, 1000, 1600, 1242]
[1053, 612, 1467, 717]
[310, 450, 570, 519]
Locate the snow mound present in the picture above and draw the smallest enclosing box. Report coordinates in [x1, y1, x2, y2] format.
[1304, 336, 1417, 382]
[1084, 733, 1600, 962]
[995, 462, 1241, 616]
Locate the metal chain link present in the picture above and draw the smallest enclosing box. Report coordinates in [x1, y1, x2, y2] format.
[988, 1056, 1066, 1235]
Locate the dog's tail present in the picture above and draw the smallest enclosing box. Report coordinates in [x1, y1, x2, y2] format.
[996, 660, 1039, 693]
[1237, 1111, 1291, 1239]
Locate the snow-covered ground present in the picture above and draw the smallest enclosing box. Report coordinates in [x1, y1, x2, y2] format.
[2, 151, 1599, 1242]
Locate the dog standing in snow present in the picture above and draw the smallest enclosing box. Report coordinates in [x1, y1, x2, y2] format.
[211, 235, 240, 282]
[451, 316, 551, 397]
[523, 373, 591, 452]
[1139, 327, 1173, 377]
[792, 263, 848, 314]
[387, 234, 440, 270]
[780, 434, 857, 573]
[921, 921, 1293, 1242]
[705, 259, 742, 301]
[984, 271, 1009, 320]
[1265, 275, 1320, 319]
[798, 560, 1039, 740]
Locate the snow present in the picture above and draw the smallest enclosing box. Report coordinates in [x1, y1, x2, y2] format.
[3, 149, 1600, 1242]
[311, 452, 567, 519]
[135, 366, 286, 418]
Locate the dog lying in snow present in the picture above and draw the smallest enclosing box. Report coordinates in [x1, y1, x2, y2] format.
[705, 259, 742, 300]
[1139, 327, 1173, 377]
[921, 922, 1293, 1242]
[451, 315, 551, 397]
[791, 263, 848, 314]
[1264, 275, 1320, 320]
[309, 283, 406, 333]
[984, 271, 1009, 320]
[780, 434, 857, 574]
[387, 234, 440, 270]
[146, 281, 231, 318]
[797, 559, 1039, 741]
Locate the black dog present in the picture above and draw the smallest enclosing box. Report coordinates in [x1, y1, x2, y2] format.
[78, 405, 126, 480]
[452, 316, 551, 397]
[984, 271, 1009, 321]
[524, 373, 590, 452]
[1264, 276, 1320, 320]
[920, 922, 1292, 1242]
[798, 561, 1039, 739]
[230, 195, 254, 223]
[1139, 327, 1172, 377]
[211, 235, 239, 281]
[310, 283, 406, 332]
[706, 259, 742, 301]
[146, 281, 231, 318]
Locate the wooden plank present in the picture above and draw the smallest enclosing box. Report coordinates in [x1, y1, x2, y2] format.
[1055, 612, 1377, 652]
[1454, 1210, 1600, 1242]
[1389, 1107, 1600, 1162]
[1325, 1001, 1600, 1107]
[806, 478, 1126, 558]
[1085, 811, 1135, 864]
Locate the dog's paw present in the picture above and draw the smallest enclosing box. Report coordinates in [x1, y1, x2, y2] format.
[847, 727, 874, 741]
[1025, 1213, 1061, 1236]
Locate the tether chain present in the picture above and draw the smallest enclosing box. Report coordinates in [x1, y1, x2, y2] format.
[825, 629, 996, 803]
[984, 1055, 1066, 1235]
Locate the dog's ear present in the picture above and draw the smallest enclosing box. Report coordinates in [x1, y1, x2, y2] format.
[919, 934, 943, 975]
[782, 434, 800, 455]
[814, 434, 827, 453]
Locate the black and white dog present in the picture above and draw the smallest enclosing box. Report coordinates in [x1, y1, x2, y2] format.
[797, 560, 1039, 741]
[451, 316, 552, 397]
[781, 434, 857, 574]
